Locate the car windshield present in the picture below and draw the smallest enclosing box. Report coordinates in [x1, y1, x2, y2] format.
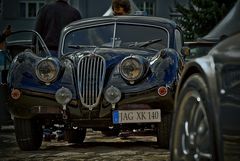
[63, 23, 168, 54]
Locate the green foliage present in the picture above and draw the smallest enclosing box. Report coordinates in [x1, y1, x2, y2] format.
[176, 0, 237, 40]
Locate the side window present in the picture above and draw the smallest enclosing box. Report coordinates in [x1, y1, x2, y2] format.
[175, 29, 182, 53]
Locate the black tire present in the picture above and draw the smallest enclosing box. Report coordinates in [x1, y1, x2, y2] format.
[156, 113, 172, 149]
[171, 74, 216, 161]
[65, 128, 86, 144]
[101, 128, 120, 137]
[14, 118, 43, 151]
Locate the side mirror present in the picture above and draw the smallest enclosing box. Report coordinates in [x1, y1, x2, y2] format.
[181, 47, 190, 57]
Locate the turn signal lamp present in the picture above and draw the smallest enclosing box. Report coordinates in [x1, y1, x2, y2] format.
[158, 86, 168, 96]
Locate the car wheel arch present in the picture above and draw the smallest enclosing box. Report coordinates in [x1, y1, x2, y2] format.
[176, 65, 204, 101]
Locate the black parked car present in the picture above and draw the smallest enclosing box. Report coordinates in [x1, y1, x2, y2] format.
[5, 16, 186, 150]
[171, 1, 240, 160]
[171, 31, 240, 161]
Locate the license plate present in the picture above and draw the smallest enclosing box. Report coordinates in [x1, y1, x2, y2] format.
[113, 109, 161, 124]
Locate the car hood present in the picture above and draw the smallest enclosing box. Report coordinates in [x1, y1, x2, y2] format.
[66, 47, 156, 68]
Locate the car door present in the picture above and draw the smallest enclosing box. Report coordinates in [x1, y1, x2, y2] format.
[0, 50, 11, 124]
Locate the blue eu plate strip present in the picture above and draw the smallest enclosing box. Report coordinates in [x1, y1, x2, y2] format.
[113, 111, 119, 124]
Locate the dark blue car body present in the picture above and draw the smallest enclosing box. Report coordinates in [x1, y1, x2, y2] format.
[5, 16, 185, 150]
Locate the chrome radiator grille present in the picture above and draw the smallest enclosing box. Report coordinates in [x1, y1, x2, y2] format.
[77, 54, 106, 109]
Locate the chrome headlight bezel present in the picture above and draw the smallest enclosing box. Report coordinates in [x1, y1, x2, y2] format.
[35, 57, 60, 83]
[119, 55, 147, 82]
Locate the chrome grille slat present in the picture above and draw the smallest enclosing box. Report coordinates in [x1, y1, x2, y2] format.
[78, 54, 106, 109]
[95, 57, 100, 102]
[86, 58, 90, 105]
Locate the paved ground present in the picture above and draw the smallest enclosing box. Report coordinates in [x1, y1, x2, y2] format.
[0, 126, 170, 161]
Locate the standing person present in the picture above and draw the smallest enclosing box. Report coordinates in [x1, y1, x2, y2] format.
[112, 0, 131, 16]
[0, 25, 12, 72]
[103, 0, 131, 16]
[0, 25, 11, 83]
[0, 25, 11, 50]
[35, 0, 81, 57]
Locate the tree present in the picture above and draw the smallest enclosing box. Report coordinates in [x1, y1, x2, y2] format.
[176, 0, 237, 40]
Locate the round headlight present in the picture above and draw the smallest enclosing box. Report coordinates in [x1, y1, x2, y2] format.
[55, 87, 72, 105]
[120, 56, 144, 81]
[36, 58, 59, 83]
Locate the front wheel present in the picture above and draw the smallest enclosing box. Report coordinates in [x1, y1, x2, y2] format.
[14, 118, 43, 151]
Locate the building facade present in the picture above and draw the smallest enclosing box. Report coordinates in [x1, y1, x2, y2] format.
[0, 0, 187, 33]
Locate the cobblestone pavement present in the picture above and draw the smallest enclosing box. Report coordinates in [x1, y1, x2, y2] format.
[0, 126, 170, 161]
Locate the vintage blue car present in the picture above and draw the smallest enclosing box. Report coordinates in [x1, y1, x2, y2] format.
[5, 16, 186, 150]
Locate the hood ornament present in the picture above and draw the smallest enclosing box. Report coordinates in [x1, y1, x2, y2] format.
[89, 47, 98, 57]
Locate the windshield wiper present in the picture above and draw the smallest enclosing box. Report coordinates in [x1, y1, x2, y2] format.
[68, 44, 97, 49]
[128, 39, 162, 48]
[138, 39, 162, 48]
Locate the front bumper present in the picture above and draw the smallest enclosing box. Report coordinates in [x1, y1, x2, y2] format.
[8, 87, 174, 121]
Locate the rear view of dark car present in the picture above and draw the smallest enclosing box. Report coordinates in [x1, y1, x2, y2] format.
[171, 1, 240, 160]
